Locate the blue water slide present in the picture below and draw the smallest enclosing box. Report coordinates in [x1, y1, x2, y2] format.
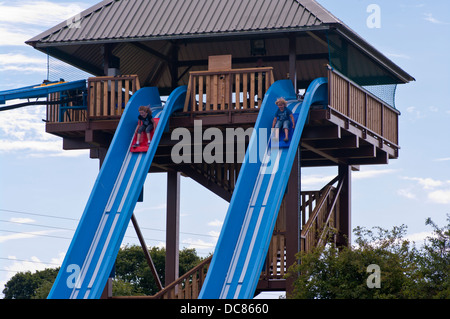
[199, 78, 328, 299]
[48, 85, 186, 299]
[0, 80, 86, 104]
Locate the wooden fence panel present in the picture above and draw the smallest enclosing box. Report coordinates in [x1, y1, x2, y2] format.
[183, 67, 274, 114]
[328, 67, 399, 146]
[87, 75, 140, 120]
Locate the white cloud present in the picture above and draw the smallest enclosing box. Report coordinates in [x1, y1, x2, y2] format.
[402, 176, 450, 205]
[207, 219, 223, 227]
[423, 13, 449, 25]
[397, 188, 416, 200]
[0, 53, 47, 73]
[403, 177, 446, 190]
[1, 253, 63, 281]
[0, 1, 85, 27]
[428, 189, 450, 204]
[208, 230, 220, 238]
[0, 252, 64, 297]
[301, 169, 396, 190]
[0, 2, 86, 47]
[9, 217, 35, 224]
[405, 106, 424, 120]
[353, 169, 397, 180]
[0, 25, 37, 46]
[301, 174, 336, 188]
[386, 52, 411, 60]
[0, 103, 87, 157]
[182, 238, 216, 250]
[405, 231, 434, 247]
[0, 229, 61, 243]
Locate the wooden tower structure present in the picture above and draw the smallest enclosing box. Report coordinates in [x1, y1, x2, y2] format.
[27, 0, 414, 298]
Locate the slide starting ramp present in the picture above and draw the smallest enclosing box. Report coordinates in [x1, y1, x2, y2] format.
[0, 80, 86, 105]
[48, 85, 186, 299]
[199, 78, 328, 299]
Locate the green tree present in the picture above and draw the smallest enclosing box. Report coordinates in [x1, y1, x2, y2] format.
[114, 245, 203, 296]
[287, 216, 450, 299]
[114, 245, 166, 295]
[412, 216, 450, 298]
[3, 245, 204, 299]
[3, 268, 59, 299]
[287, 224, 418, 299]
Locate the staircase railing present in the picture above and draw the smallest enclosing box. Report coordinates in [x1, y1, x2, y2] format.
[150, 255, 213, 299]
[300, 175, 345, 253]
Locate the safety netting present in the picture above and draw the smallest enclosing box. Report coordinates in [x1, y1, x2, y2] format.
[47, 55, 93, 83]
[327, 32, 398, 108]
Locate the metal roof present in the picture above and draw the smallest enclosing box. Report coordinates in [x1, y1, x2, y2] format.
[26, 0, 414, 90]
[27, 0, 342, 45]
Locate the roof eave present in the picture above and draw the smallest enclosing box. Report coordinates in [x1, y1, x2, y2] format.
[26, 0, 114, 46]
[334, 25, 415, 83]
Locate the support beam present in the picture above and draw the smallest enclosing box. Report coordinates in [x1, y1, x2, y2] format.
[165, 171, 180, 286]
[131, 214, 163, 290]
[289, 35, 297, 93]
[302, 125, 341, 140]
[170, 43, 179, 90]
[303, 135, 358, 150]
[285, 149, 300, 296]
[337, 165, 351, 247]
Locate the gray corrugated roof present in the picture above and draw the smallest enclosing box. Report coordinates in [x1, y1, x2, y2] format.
[27, 0, 340, 45]
[26, 0, 414, 87]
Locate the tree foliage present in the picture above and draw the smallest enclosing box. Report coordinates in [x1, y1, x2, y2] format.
[287, 215, 450, 299]
[3, 245, 204, 299]
[2, 268, 59, 299]
[113, 245, 203, 296]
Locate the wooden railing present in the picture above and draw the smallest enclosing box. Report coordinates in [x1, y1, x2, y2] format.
[87, 75, 140, 119]
[261, 201, 286, 281]
[183, 67, 274, 115]
[45, 92, 86, 123]
[150, 256, 212, 299]
[328, 66, 399, 146]
[46, 91, 87, 123]
[300, 176, 344, 253]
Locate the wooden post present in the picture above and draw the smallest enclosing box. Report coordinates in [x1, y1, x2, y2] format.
[289, 35, 297, 94]
[165, 171, 180, 286]
[337, 165, 351, 247]
[285, 150, 300, 295]
[170, 44, 179, 91]
[98, 148, 112, 299]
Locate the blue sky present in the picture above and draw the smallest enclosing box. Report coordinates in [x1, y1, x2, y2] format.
[0, 0, 449, 298]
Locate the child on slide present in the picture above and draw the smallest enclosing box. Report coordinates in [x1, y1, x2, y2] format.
[133, 105, 155, 147]
[272, 97, 295, 142]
